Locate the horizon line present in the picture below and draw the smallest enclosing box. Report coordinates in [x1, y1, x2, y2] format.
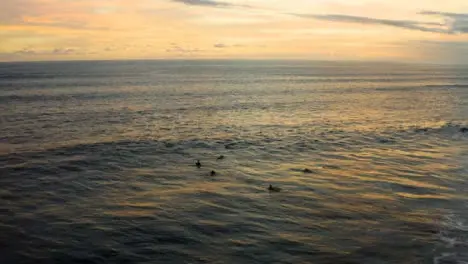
[1, 58, 466, 67]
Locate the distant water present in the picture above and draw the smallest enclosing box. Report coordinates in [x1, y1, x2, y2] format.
[1, 60, 467, 264]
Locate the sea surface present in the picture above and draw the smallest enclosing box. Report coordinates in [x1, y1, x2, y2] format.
[1, 60, 467, 264]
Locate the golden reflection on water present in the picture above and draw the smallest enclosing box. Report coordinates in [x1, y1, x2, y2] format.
[3, 61, 468, 264]
[395, 193, 454, 200]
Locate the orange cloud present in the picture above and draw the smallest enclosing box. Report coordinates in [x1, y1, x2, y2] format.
[0, 0, 467, 63]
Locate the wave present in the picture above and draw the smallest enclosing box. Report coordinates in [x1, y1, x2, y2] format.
[412, 122, 468, 136]
[435, 211, 468, 264]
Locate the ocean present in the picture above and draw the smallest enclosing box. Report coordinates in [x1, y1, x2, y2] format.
[0, 60, 467, 264]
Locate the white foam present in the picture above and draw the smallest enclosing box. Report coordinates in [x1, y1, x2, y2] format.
[434, 253, 457, 264]
[434, 212, 468, 264]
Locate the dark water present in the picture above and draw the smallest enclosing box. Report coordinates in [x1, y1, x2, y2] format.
[1, 60, 467, 264]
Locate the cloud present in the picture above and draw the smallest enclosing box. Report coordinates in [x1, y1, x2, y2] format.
[290, 10, 468, 35]
[214, 43, 228, 48]
[14, 48, 36, 55]
[0, 0, 40, 24]
[17, 20, 109, 30]
[166, 44, 202, 53]
[416, 40, 468, 48]
[52, 48, 76, 55]
[213, 43, 248, 48]
[419, 11, 468, 33]
[0, 0, 107, 30]
[171, 0, 250, 8]
[419, 11, 468, 19]
[13, 47, 79, 56]
[291, 13, 450, 34]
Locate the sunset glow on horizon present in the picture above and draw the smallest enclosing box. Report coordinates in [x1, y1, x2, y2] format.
[1, 0, 468, 63]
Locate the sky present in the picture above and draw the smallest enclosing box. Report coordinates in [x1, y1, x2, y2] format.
[1, 0, 468, 63]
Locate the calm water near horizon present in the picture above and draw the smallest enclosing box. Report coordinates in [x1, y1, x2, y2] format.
[1, 60, 467, 264]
